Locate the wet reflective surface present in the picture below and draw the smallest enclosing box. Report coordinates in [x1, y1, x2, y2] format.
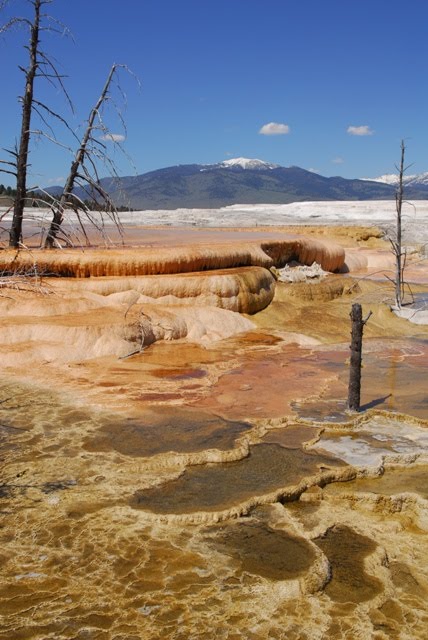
[314, 525, 383, 603]
[207, 520, 317, 581]
[131, 444, 341, 515]
[312, 414, 428, 466]
[324, 464, 428, 499]
[261, 424, 320, 448]
[1, 261, 428, 639]
[292, 337, 428, 421]
[84, 407, 251, 457]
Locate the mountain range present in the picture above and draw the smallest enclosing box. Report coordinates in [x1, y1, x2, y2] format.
[362, 171, 428, 187]
[46, 158, 428, 210]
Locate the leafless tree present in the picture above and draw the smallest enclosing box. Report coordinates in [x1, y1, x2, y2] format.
[0, 0, 73, 248]
[1, 2, 134, 250]
[44, 64, 130, 248]
[389, 140, 411, 309]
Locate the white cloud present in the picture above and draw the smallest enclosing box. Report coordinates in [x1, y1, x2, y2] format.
[347, 125, 374, 136]
[100, 133, 126, 142]
[47, 176, 65, 184]
[259, 122, 290, 136]
[332, 156, 344, 164]
[308, 167, 320, 174]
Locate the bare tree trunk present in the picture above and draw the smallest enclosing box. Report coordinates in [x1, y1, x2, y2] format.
[394, 140, 405, 308]
[347, 303, 371, 412]
[9, 0, 41, 248]
[44, 65, 118, 248]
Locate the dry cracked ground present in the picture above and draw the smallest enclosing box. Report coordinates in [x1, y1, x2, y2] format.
[0, 224, 428, 640]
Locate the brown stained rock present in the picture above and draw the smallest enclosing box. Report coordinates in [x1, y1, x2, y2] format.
[0, 225, 427, 640]
[131, 443, 343, 517]
[83, 407, 251, 458]
[314, 524, 383, 603]
[0, 230, 345, 276]
[207, 520, 317, 581]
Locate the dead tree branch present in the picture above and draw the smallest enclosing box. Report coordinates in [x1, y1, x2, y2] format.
[8, 0, 42, 248]
[44, 64, 129, 248]
[390, 140, 406, 308]
[1, 0, 73, 248]
[347, 303, 371, 412]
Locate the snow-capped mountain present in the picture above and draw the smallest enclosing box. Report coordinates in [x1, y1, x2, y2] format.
[216, 157, 279, 170]
[364, 174, 402, 185]
[45, 158, 428, 210]
[199, 157, 280, 172]
[364, 172, 428, 187]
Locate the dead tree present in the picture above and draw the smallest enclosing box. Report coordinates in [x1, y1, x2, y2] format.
[0, 0, 73, 248]
[389, 140, 411, 309]
[2, 0, 42, 247]
[1, 3, 134, 249]
[347, 303, 371, 412]
[44, 64, 126, 248]
[393, 141, 405, 308]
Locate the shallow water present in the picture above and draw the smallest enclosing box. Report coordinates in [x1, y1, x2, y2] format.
[131, 443, 341, 515]
[261, 424, 320, 448]
[292, 337, 428, 421]
[413, 292, 428, 309]
[314, 525, 383, 603]
[83, 407, 251, 457]
[324, 465, 428, 499]
[207, 520, 317, 581]
[1, 216, 428, 639]
[312, 416, 428, 466]
[1, 328, 428, 638]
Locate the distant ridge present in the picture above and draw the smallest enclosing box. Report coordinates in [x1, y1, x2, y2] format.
[44, 158, 428, 210]
[363, 172, 428, 187]
[209, 157, 280, 170]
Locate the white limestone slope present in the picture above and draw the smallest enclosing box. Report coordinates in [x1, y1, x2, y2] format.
[2, 200, 428, 246]
[116, 200, 428, 246]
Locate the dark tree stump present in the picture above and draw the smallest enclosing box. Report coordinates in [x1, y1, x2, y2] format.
[347, 303, 367, 412]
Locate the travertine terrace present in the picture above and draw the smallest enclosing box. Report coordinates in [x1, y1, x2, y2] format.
[1, 212, 428, 639]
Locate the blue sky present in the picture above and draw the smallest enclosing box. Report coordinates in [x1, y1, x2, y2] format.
[1, 0, 427, 186]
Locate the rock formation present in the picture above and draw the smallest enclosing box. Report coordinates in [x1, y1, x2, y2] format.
[0, 224, 427, 639]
